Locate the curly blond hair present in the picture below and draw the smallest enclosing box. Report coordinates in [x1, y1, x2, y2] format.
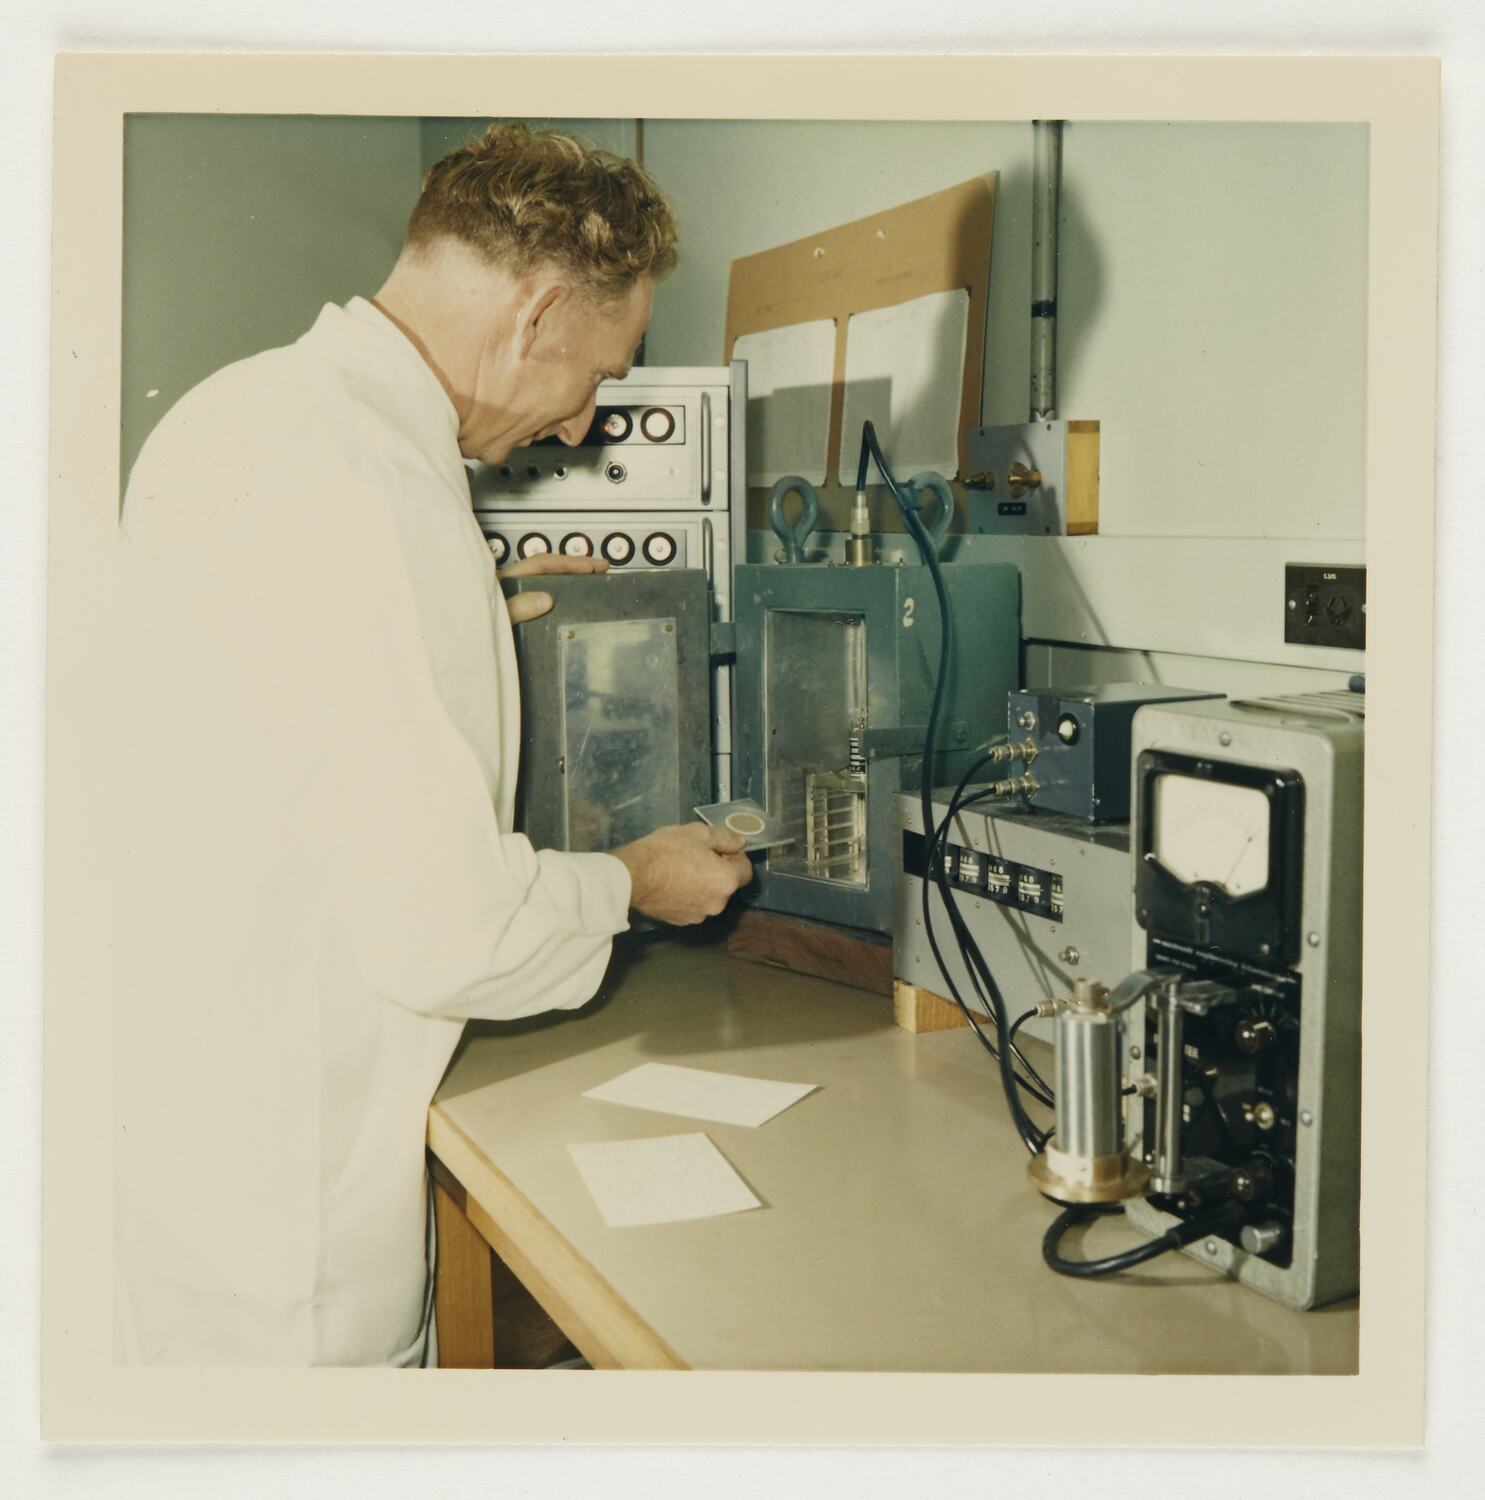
[406, 123, 678, 299]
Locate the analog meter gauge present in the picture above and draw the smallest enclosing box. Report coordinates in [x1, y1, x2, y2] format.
[1151, 774, 1271, 897]
[1135, 751, 1306, 965]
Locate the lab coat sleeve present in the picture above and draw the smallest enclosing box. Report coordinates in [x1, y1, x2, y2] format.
[292, 483, 634, 1024]
[307, 715, 634, 1024]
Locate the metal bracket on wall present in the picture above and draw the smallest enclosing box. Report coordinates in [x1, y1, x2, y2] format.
[862, 721, 969, 760]
[964, 419, 1100, 537]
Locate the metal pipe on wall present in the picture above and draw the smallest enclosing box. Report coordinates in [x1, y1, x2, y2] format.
[1030, 120, 1063, 422]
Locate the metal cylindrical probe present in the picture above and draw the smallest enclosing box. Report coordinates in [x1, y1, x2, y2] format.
[1052, 992, 1123, 1162]
[1150, 986, 1187, 1195]
[1027, 980, 1150, 1205]
[847, 489, 874, 567]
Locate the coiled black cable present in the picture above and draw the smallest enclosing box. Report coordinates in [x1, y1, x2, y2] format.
[1042, 1201, 1245, 1279]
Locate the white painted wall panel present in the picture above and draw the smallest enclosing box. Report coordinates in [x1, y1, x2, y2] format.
[644, 120, 1368, 671]
[1056, 122, 1368, 541]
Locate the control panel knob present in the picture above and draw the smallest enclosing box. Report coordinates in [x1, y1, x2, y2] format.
[600, 409, 632, 442]
[516, 532, 550, 559]
[642, 532, 678, 566]
[640, 406, 676, 442]
[601, 532, 635, 566]
[1239, 1221, 1286, 1256]
[1234, 1016, 1278, 1055]
[1056, 713, 1080, 745]
[1227, 1158, 1274, 1204]
[487, 534, 510, 566]
[560, 532, 594, 557]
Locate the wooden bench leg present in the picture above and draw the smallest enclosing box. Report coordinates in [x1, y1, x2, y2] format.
[429, 1154, 583, 1370]
[432, 1174, 496, 1368]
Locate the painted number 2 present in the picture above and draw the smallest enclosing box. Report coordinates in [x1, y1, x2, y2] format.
[902, 597, 916, 629]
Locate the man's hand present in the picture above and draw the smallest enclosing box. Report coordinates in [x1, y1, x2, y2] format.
[611, 823, 754, 926]
[497, 552, 610, 625]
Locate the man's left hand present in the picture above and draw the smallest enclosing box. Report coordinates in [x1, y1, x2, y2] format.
[497, 552, 610, 624]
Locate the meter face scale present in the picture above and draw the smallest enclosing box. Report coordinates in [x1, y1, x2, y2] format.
[1136, 750, 1306, 965]
[1151, 774, 1271, 897]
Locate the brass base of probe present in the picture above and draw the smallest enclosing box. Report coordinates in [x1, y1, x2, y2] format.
[1028, 1145, 1151, 1205]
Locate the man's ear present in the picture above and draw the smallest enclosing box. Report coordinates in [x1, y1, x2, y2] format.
[518, 281, 569, 357]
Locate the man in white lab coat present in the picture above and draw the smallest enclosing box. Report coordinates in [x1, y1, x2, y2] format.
[113, 125, 752, 1366]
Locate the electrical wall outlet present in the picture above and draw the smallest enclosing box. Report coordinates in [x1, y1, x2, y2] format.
[1284, 563, 1365, 650]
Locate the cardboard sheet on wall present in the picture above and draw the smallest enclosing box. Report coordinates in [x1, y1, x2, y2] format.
[724, 173, 996, 534]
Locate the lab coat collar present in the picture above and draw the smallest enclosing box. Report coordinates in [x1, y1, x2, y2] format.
[311, 297, 463, 470]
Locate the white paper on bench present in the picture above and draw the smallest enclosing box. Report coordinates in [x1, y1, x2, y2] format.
[583, 1062, 818, 1128]
[567, 1133, 761, 1228]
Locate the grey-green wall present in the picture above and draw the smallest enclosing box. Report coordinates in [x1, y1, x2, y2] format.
[418, 118, 638, 175]
[121, 115, 425, 490]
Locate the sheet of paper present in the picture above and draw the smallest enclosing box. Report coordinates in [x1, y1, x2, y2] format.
[837, 288, 970, 485]
[583, 1062, 818, 1128]
[732, 319, 836, 486]
[567, 1133, 761, 1228]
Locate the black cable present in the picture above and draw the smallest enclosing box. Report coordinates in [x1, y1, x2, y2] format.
[1006, 1008, 1052, 1099]
[926, 776, 1051, 1144]
[925, 790, 1054, 1112]
[858, 420, 1049, 1152]
[1041, 1201, 1245, 1280]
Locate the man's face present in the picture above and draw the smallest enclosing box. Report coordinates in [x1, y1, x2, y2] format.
[462, 275, 654, 464]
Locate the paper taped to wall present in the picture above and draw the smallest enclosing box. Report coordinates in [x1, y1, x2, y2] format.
[732, 319, 836, 486]
[583, 1062, 818, 1127]
[567, 1133, 761, 1228]
[838, 288, 969, 484]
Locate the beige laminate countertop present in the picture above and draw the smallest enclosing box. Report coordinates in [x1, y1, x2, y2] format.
[431, 934, 1358, 1374]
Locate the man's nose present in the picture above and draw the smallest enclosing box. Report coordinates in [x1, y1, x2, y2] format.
[555, 393, 598, 447]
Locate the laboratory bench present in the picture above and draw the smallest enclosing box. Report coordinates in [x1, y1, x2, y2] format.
[426, 934, 1359, 1374]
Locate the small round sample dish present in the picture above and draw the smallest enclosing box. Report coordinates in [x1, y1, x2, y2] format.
[724, 811, 767, 837]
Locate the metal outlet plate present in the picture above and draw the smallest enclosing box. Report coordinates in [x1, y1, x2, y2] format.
[964, 421, 1069, 535]
[1284, 563, 1366, 649]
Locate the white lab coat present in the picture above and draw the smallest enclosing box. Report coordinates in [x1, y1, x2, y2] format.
[113, 298, 632, 1366]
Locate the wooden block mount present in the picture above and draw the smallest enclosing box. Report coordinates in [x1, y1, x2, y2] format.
[892, 979, 979, 1034]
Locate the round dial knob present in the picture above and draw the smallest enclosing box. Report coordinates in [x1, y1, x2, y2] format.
[600, 409, 632, 442]
[516, 532, 550, 559]
[1240, 1222, 1286, 1256]
[487, 534, 510, 566]
[601, 532, 635, 565]
[1227, 1158, 1274, 1203]
[560, 532, 594, 557]
[640, 406, 676, 442]
[642, 532, 677, 566]
[1234, 1016, 1278, 1055]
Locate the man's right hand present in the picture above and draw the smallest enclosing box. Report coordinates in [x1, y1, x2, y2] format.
[610, 823, 754, 926]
